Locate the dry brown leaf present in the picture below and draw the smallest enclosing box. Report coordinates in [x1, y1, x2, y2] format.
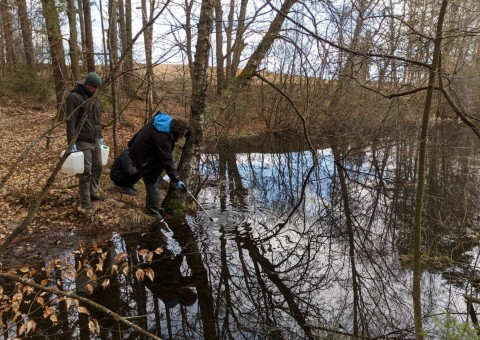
[154, 247, 164, 254]
[122, 266, 130, 276]
[43, 305, 55, 318]
[18, 321, 28, 336]
[144, 268, 155, 282]
[19, 267, 29, 273]
[89, 318, 100, 334]
[86, 284, 94, 294]
[138, 249, 148, 256]
[102, 279, 110, 289]
[50, 314, 58, 324]
[36, 297, 44, 306]
[135, 268, 145, 281]
[145, 252, 153, 263]
[111, 264, 118, 274]
[78, 306, 89, 315]
[87, 268, 97, 281]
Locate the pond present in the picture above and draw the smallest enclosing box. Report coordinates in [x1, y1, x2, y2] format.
[2, 122, 480, 339]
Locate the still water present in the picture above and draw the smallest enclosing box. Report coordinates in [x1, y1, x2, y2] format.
[4, 122, 480, 339]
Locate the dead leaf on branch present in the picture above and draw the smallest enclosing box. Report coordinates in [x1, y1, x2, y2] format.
[144, 268, 155, 282]
[50, 313, 58, 324]
[135, 268, 145, 281]
[19, 319, 36, 336]
[102, 279, 110, 288]
[88, 318, 100, 334]
[86, 284, 94, 294]
[43, 305, 55, 318]
[86, 267, 97, 281]
[78, 306, 89, 315]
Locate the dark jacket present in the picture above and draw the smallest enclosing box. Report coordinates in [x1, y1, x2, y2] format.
[66, 82, 102, 144]
[128, 112, 180, 183]
[110, 149, 141, 185]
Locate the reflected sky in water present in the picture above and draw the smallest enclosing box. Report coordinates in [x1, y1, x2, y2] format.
[2, 126, 480, 339]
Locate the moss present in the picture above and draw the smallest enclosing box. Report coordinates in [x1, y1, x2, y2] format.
[399, 253, 453, 271]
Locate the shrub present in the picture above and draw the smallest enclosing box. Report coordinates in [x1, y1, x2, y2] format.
[0, 65, 53, 101]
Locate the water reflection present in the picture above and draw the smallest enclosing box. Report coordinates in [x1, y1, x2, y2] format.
[2, 124, 480, 338]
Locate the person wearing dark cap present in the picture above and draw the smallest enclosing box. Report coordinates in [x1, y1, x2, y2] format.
[66, 72, 105, 211]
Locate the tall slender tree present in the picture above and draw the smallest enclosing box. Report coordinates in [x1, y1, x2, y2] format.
[77, 0, 87, 72]
[83, 0, 95, 71]
[16, 0, 37, 72]
[108, 0, 119, 157]
[66, 0, 80, 79]
[141, 0, 154, 120]
[41, 0, 68, 120]
[1, 0, 16, 66]
[124, 0, 134, 97]
[412, 1, 448, 338]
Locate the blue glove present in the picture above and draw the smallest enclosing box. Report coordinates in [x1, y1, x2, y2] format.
[176, 181, 187, 192]
[71, 144, 77, 152]
[99, 138, 104, 145]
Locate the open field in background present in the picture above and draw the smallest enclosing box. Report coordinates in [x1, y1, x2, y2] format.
[0, 63, 448, 142]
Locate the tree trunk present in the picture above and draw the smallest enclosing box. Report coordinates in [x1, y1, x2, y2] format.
[98, 0, 108, 71]
[66, 0, 80, 80]
[83, 0, 96, 71]
[117, 0, 127, 95]
[124, 0, 135, 97]
[41, 0, 68, 120]
[142, 0, 154, 121]
[108, 0, 119, 157]
[227, 0, 248, 84]
[214, 0, 225, 95]
[164, 0, 298, 211]
[212, 0, 298, 127]
[0, 0, 16, 66]
[77, 0, 87, 72]
[16, 0, 37, 72]
[183, 0, 194, 77]
[412, 1, 448, 339]
[162, 0, 216, 209]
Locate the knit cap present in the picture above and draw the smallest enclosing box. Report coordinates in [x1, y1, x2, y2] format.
[84, 72, 102, 87]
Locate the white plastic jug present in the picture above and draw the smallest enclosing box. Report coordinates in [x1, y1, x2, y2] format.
[101, 145, 109, 166]
[60, 150, 84, 176]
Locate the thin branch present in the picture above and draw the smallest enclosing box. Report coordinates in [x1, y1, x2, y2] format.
[266, 0, 431, 69]
[0, 272, 161, 340]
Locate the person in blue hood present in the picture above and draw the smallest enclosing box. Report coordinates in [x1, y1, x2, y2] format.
[128, 112, 189, 218]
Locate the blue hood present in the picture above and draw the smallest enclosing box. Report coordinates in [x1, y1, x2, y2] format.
[153, 112, 172, 133]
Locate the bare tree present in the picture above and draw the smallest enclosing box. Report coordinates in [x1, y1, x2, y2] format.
[41, 0, 68, 120]
[141, 0, 155, 121]
[1, 0, 16, 66]
[66, 0, 80, 79]
[77, 0, 87, 72]
[412, 1, 448, 338]
[83, 0, 96, 71]
[16, 0, 37, 72]
[108, 0, 120, 157]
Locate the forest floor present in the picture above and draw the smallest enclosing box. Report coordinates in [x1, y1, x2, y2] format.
[0, 96, 195, 269]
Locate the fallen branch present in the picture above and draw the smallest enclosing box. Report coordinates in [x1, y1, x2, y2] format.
[0, 272, 161, 340]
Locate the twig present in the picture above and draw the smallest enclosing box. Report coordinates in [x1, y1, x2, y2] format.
[0, 272, 161, 340]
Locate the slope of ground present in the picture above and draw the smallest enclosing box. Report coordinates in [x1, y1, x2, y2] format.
[0, 97, 158, 268]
